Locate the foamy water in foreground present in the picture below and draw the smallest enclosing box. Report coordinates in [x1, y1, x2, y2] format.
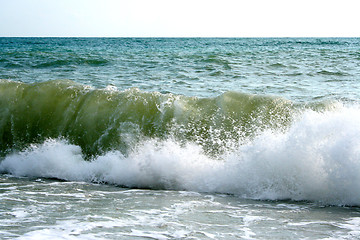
[2, 177, 360, 240]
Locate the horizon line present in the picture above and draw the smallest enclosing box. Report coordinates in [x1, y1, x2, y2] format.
[1, 36, 359, 38]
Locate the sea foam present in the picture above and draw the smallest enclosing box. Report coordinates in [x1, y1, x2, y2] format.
[1, 106, 360, 206]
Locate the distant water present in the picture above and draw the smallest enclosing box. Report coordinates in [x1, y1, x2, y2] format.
[1, 38, 360, 239]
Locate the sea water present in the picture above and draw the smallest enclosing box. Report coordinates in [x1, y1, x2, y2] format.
[1, 38, 360, 239]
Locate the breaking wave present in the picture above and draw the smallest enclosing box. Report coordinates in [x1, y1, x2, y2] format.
[1, 80, 360, 206]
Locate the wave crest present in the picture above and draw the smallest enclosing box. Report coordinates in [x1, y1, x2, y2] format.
[0, 80, 297, 157]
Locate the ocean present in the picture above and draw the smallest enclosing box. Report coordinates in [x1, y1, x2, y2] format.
[1, 37, 360, 239]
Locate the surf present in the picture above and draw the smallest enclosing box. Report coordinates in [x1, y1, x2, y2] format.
[1, 105, 360, 206]
[0, 79, 297, 157]
[1, 80, 359, 206]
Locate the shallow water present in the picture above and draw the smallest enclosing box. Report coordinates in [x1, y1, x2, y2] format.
[1, 176, 360, 240]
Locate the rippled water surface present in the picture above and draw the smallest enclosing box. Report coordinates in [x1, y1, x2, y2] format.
[1, 38, 360, 101]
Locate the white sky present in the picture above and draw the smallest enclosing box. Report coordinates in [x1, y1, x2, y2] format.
[0, 0, 359, 37]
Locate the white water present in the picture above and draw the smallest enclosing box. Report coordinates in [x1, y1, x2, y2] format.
[1, 106, 360, 206]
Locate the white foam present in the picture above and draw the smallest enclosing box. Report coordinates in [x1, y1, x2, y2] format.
[1, 106, 360, 206]
[11, 208, 29, 218]
[333, 217, 360, 240]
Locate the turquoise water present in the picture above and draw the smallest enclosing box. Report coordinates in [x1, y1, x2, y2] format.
[1, 38, 360, 239]
[1, 38, 360, 101]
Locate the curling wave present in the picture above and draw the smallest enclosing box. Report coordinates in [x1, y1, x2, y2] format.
[0, 79, 297, 157]
[1, 80, 360, 206]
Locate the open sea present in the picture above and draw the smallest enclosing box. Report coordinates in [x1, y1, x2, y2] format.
[1, 37, 360, 239]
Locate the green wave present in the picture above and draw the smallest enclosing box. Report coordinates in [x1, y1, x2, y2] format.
[0, 80, 303, 158]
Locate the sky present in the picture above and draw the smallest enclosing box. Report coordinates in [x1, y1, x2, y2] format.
[0, 0, 359, 37]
